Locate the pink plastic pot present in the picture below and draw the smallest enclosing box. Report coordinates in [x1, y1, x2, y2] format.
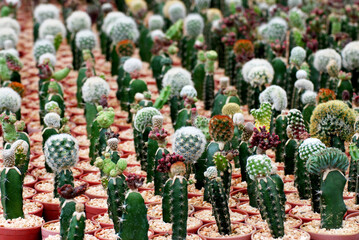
[0, 225, 43, 240]
[80, 173, 101, 186]
[23, 174, 38, 188]
[34, 180, 53, 193]
[230, 189, 249, 202]
[85, 202, 108, 219]
[197, 223, 255, 240]
[33, 195, 60, 221]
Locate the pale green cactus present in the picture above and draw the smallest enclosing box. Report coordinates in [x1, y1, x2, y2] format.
[246, 154, 272, 180]
[134, 107, 161, 133]
[66, 11, 91, 33]
[75, 29, 96, 51]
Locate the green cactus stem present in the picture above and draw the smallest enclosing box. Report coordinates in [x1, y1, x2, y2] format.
[213, 152, 232, 198]
[349, 144, 359, 198]
[153, 85, 171, 110]
[284, 139, 297, 175]
[204, 141, 220, 202]
[238, 123, 255, 183]
[271, 58, 287, 87]
[225, 48, 236, 85]
[54, 169, 74, 198]
[67, 204, 86, 240]
[294, 152, 311, 200]
[60, 200, 76, 240]
[336, 74, 353, 101]
[151, 55, 171, 92]
[107, 176, 128, 232]
[117, 57, 131, 108]
[204, 51, 217, 110]
[286, 65, 298, 104]
[84, 102, 97, 137]
[302, 103, 316, 130]
[118, 191, 149, 240]
[236, 68, 248, 105]
[154, 148, 170, 195]
[193, 51, 206, 100]
[180, 36, 197, 71]
[127, 78, 148, 123]
[275, 114, 288, 163]
[138, 24, 152, 63]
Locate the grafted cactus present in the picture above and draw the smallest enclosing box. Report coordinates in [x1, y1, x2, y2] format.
[209, 115, 234, 148]
[251, 102, 272, 130]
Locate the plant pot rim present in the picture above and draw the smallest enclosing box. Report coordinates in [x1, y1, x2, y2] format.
[197, 222, 256, 240]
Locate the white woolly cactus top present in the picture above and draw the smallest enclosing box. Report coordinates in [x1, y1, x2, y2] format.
[39, 19, 66, 39]
[259, 85, 288, 112]
[172, 126, 207, 163]
[82, 77, 110, 103]
[123, 58, 142, 74]
[204, 166, 217, 179]
[75, 29, 97, 51]
[180, 85, 197, 98]
[162, 67, 193, 97]
[288, 0, 302, 8]
[195, 0, 211, 11]
[341, 41, 359, 71]
[134, 107, 161, 132]
[34, 4, 59, 24]
[233, 112, 244, 126]
[66, 11, 92, 33]
[107, 16, 139, 43]
[263, 17, 288, 42]
[44, 101, 59, 112]
[168, 2, 186, 23]
[0, 28, 18, 49]
[246, 154, 272, 179]
[102, 11, 126, 32]
[247, 66, 274, 86]
[296, 69, 308, 79]
[242, 59, 274, 85]
[0, 87, 21, 113]
[298, 138, 326, 161]
[0, 17, 20, 36]
[184, 14, 204, 38]
[150, 30, 166, 41]
[33, 39, 56, 62]
[290, 46, 306, 66]
[39, 52, 57, 66]
[148, 15, 164, 31]
[301, 90, 317, 105]
[313, 48, 341, 73]
[44, 112, 61, 128]
[294, 79, 314, 91]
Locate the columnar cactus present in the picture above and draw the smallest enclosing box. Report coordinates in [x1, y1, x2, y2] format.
[239, 122, 255, 182]
[349, 144, 359, 203]
[175, 86, 197, 130]
[67, 203, 86, 240]
[204, 50, 217, 110]
[246, 154, 286, 238]
[306, 148, 349, 229]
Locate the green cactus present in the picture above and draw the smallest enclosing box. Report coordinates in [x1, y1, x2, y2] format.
[275, 114, 288, 163]
[307, 148, 349, 229]
[67, 204, 86, 240]
[204, 50, 217, 110]
[193, 51, 206, 100]
[153, 85, 171, 110]
[349, 144, 359, 202]
[151, 55, 172, 92]
[60, 200, 76, 240]
[251, 102, 272, 130]
[213, 152, 232, 197]
[238, 122, 255, 183]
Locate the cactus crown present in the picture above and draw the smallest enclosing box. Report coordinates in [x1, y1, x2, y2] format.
[233, 112, 244, 126]
[251, 102, 272, 130]
[45, 101, 61, 114]
[221, 103, 241, 117]
[3, 139, 28, 167]
[126, 173, 144, 190]
[259, 85, 288, 112]
[162, 67, 193, 97]
[301, 91, 317, 105]
[263, 17, 288, 42]
[246, 154, 272, 179]
[180, 85, 197, 98]
[44, 133, 79, 172]
[39, 52, 56, 66]
[317, 88, 336, 104]
[34, 4, 59, 24]
[150, 30, 165, 41]
[96, 107, 115, 129]
[209, 115, 234, 143]
[0, 28, 18, 49]
[134, 107, 161, 132]
[152, 115, 164, 129]
[341, 41, 359, 71]
[0, 87, 21, 113]
[287, 109, 308, 140]
[290, 46, 306, 66]
[0, 17, 20, 36]
[298, 138, 326, 162]
[66, 11, 92, 33]
[108, 16, 139, 43]
[102, 11, 125, 32]
[313, 48, 341, 73]
[294, 79, 314, 91]
[307, 148, 349, 175]
[195, 0, 211, 10]
[204, 166, 218, 179]
[213, 152, 229, 172]
[194, 115, 210, 141]
[39, 19, 66, 39]
[75, 29, 96, 51]
[168, 2, 186, 23]
[148, 15, 164, 31]
[172, 126, 206, 163]
[57, 184, 87, 199]
[242, 59, 274, 86]
[184, 14, 204, 38]
[310, 100, 356, 145]
[81, 76, 110, 104]
[123, 57, 142, 74]
[296, 69, 307, 79]
[44, 112, 61, 128]
[250, 126, 280, 151]
[33, 39, 56, 62]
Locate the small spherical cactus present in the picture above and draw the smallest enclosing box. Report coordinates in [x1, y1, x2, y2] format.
[206, 8, 222, 23]
[250, 102, 272, 130]
[96, 107, 115, 129]
[172, 126, 207, 163]
[313, 48, 341, 73]
[204, 166, 218, 179]
[242, 59, 274, 86]
[341, 41, 359, 71]
[310, 100, 356, 145]
[82, 76, 110, 104]
[301, 90, 317, 105]
[75, 29, 96, 51]
[195, 0, 211, 11]
[39, 52, 57, 66]
[288, 0, 302, 8]
[150, 29, 166, 41]
[44, 101, 60, 114]
[296, 69, 308, 80]
[0, 87, 21, 113]
[306, 148, 349, 175]
[294, 79, 314, 91]
[66, 11, 92, 33]
[298, 138, 326, 162]
[0, 28, 18, 49]
[102, 12, 125, 32]
[259, 85, 287, 112]
[246, 154, 272, 179]
[129, 0, 148, 17]
[107, 16, 139, 43]
[263, 17, 288, 42]
[44, 133, 79, 171]
[107, 138, 119, 151]
[0, 17, 20, 36]
[180, 85, 197, 98]
[152, 115, 164, 129]
[233, 113, 245, 126]
[194, 115, 210, 141]
[39, 19, 66, 39]
[148, 15, 164, 31]
[134, 107, 161, 132]
[184, 14, 204, 38]
[162, 67, 193, 97]
[34, 4, 59, 24]
[44, 112, 61, 128]
[209, 115, 235, 143]
[290, 46, 306, 66]
[33, 39, 56, 62]
[123, 57, 142, 74]
[222, 103, 241, 117]
[168, 2, 186, 23]
[246, 66, 274, 86]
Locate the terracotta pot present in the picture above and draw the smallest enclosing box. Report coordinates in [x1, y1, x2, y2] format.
[345, 212, 359, 221]
[92, 213, 113, 228]
[197, 223, 255, 240]
[300, 225, 359, 240]
[85, 190, 107, 199]
[85, 202, 108, 219]
[150, 233, 203, 239]
[73, 167, 84, 179]
[41, 220, 58, 239]
[236, 203, 260, 216]
[289, 209, 320, 223]
[192, 204, 212, 212]
[0, 224, 43, 240]
[33, 196, 60, 221]
[23, 175, 38, 188]
[188, 192, 203, 198]
[231, 189, 249, 202]
[34, 180, 53, 193]
[95, 227, 155, 240]
[23, 187, 37, 200]
[80, 173, 101, 186]
[251, 228, 310, 240]
[191, 209, 248, 225]
[28, 201, 44, 217]
[285, 203, 292, 214]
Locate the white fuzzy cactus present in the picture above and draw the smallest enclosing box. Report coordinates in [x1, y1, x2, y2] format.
[288, 0, 302, 8]
[163, 67, 193, 97]
[148, 15, 164, 31]
[246, 154, 272, 179]
[150, 30, 166, 41]
[225, 0, 242, 9]
[259, 85, 287, 112]
[39, 53, 57, 66]
[0, 87, 21, 113]
[107, 16, 139, 43]
[180, 85, 197, 98]
[39, 19, 66, 39]
[298, 138, 326, 161]
[172, 126, 207, 163]
[168, 2, 186, 23]
[0, 28, 18, 49]
[102, 3, 113, 12]
[123, 58, 142, 74]
[66, 11, 92, 33]
[44, 112, 61, 128]
[290, 46, 306, 66]
[82, 77, 110, 103]
[75, 29, 97, 51]
[294, 79, 314, 91]
[102, 11, 126, 32]
[242, 59, 274, 84]
[313, 48, 341, 73]
[134, 107, 161, 132]
[301, 90, 317, 105]
[33, 39, 56, 62]
[44, 101, 59, 113]
[247, 66, 274, 86]
[296, 69, 308, 79]
[204, 166, 217, 179]
[195, 0, 211, 11]
[0, 17, 20, 36]
[341, 41, 359, 71]
[34, 4, 59, 24]
[44, 133, 79, 171]
[263, 17, 288, 42]
[233, 112, 244, 126]
[184, 14, 204, 38]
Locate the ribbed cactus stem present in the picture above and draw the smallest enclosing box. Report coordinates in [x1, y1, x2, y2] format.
[349, 144, 359, 204]
[154, 148, 169, 195]
[204, 51, 217, 110]
[54, 169, 74, 198]
[275, 114, 288, 163]
[284, 139, 297, 175]
[60, 200, 76, 240]
[107, 175, 127, 233]
[67, 203, 86, 240]
[294, 153, 311, 199]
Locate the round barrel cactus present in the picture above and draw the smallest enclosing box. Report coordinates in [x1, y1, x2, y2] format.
[134, 107, 162, 133]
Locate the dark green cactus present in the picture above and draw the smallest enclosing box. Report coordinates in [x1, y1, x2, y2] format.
[213, 152, 232, 198]
[349, 144, 359, 202]
[271, 58, 287, 87]
[193, 51, 206, 100]
[67, 204, 86, 240]
[154, 148, 169, 195]
[275, 114, 288, 163]
[107, 176, 127, 232]
[284, 139, 297, 175]
[180, 36, 197, 71]
[138, 24, 152, 63]
[204, 51, 217, 110]
[60, 200, 76, 240]
[54, 169, 74, 198]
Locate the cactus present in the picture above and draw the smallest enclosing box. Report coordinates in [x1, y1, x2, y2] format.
[76, 51, 96, 107]
[0, 17, 20, 36]
[275, 114, 288, 163]
[100, 12, 125, 58]
[301, 90, 317, 129]
[204, 166, 231, 235]
[250, 126, 281, 155]
[251, 102, 272, 131]
[313, 49, 341, 89]
[204, 50, 217, 110]
[33, 4, 59, 40]
[213, 152, 233, 197]
[341, 41, 359, 91]
[247, 155, 286, 238]
[67, 203, 86, 240]
[0, 140, 28, 219]
[209, 115, 234, 148]
[307, 148, 349, 229]
[349, 144, 359, 204]
[0, 27, 17, 50]
[175, 89, 197, 130]
[39, 19, 66, 45]
[74, 29, 96, 69]
[0, 87, 21, 114]
[192, 51, 206, 100]
[211, 77, 229, 116]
